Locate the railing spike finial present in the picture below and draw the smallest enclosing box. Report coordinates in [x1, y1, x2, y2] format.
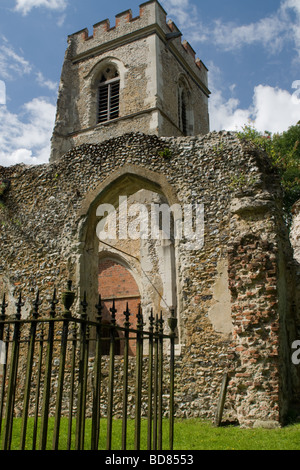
[137, 303, 144, 329]
[124, 302, 131, 326]
[32, 289, 42, 319]
[149, 307, 154, 329]
[155, 313, 160, 335]
[50, 287, 58, 318]
[110, 299, 117, 325]
[95, 294, 103, 322]
[1, 293, 8, 319]
[16, 291, 24, 320]
[159, 311, 164, 334]
[81, 291, 88, 319]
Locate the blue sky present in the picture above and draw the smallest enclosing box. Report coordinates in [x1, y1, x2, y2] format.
[0, 0, 299, 166]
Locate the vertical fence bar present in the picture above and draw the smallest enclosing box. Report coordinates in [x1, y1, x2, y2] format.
[32, 324, 44, 451]
[2, 293, 24, 450]
[91, 296, 103, 450]
[75, 292, 89, 450]
[121, 303, 130, 451]
[39, 288, 58, 450]
[158, 312, 164, 450]
[168, 309, 177, 451]
[147, 308, 154, 450]
[20, 290, 41, 450]
[67, 324, 77, 451]
[52, 318, 69, 450]
[0, 294, 7, 332]
[152, 314, 159, 450]
[134, 305, 143, 451]
[81, 300, 90, 449]
[0, 295, 8, 437]
[0, 294, 7, 344]
[106, 300, 116, 451]
[52, 282, 74, 450]
[0, 326, 10, 440]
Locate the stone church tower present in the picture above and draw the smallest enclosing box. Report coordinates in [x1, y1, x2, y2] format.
[50, 0, 210, 162]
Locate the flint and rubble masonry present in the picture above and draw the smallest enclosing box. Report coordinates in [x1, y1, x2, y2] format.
[0, 131, 299, 427]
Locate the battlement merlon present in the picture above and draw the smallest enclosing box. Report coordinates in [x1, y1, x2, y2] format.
[67, 0, 209, 92]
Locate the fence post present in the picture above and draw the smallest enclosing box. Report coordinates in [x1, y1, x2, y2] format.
[75, 292, 89, 450]
[52, 281, 74, 450]
[0, 294, 8, 438]
[32, 324, 44, 450]
[2, 293, 23, 450]
[20, 290, 41, 450]
[168, 309, 177, 451]
[147, 308, 154, 450]
[122, 302, 130, 450]
[67, 323, 77, 450]
[106, 300, 117, 450]
[153, 314, 159, 450]
[158, 312, 164, 450]
[134, 305, 144, 450]
[0, 294, 7, 343]
[91, 295, 103, 450]
[39, 288, 58, 450]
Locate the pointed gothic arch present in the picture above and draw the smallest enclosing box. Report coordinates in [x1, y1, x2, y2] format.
[75, 166, 181, 345]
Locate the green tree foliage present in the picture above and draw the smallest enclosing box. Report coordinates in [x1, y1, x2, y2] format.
[237, 121, 300, 214]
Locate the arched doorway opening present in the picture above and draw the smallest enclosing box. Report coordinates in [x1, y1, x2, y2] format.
[77, 166, 181, 347]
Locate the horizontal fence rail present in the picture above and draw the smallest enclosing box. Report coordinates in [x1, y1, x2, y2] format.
[0, 282, 177, 451]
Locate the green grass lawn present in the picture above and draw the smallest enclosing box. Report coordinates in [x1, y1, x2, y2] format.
[174, 419, 300, 450]
[1, 418, 300, 450]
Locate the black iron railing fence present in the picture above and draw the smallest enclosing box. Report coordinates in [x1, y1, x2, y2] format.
[0, 281, 177, 451]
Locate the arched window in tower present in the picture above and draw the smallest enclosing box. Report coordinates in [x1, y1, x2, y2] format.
[178, 88, 187, 135]
[178, 79, 193, 136]
[97, 66, 120, 123]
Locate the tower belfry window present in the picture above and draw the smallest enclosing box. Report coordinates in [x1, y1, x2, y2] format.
[97, 67, 120, 123]
[178, 80, 194, 136]
[178, 87, 188, 136]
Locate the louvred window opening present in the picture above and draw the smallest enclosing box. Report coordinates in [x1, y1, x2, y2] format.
[98, 77, 120, 123]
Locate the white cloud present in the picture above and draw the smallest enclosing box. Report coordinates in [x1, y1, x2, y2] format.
[209, 82, 300, 134]
[0, 37, 57, 96]
[252, 85, 300, 133]
[0, 80, 6, 105]
[14, 0, 68, 15]
[162, 0, 300, 59]
[161, 0, 207, 41]
[36, 71, 58, 92]
[0, 98, 56, 166]
[211, 15, 286, 54]
[0, 42, 31, 80]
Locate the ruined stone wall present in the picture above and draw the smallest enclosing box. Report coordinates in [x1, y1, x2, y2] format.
[0, 131, 299, 427]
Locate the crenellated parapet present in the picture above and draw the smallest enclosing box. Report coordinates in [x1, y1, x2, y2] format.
[68, 1, 167, 52]
[50, 0, 210, 162]
[67, 0, 208, 82]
